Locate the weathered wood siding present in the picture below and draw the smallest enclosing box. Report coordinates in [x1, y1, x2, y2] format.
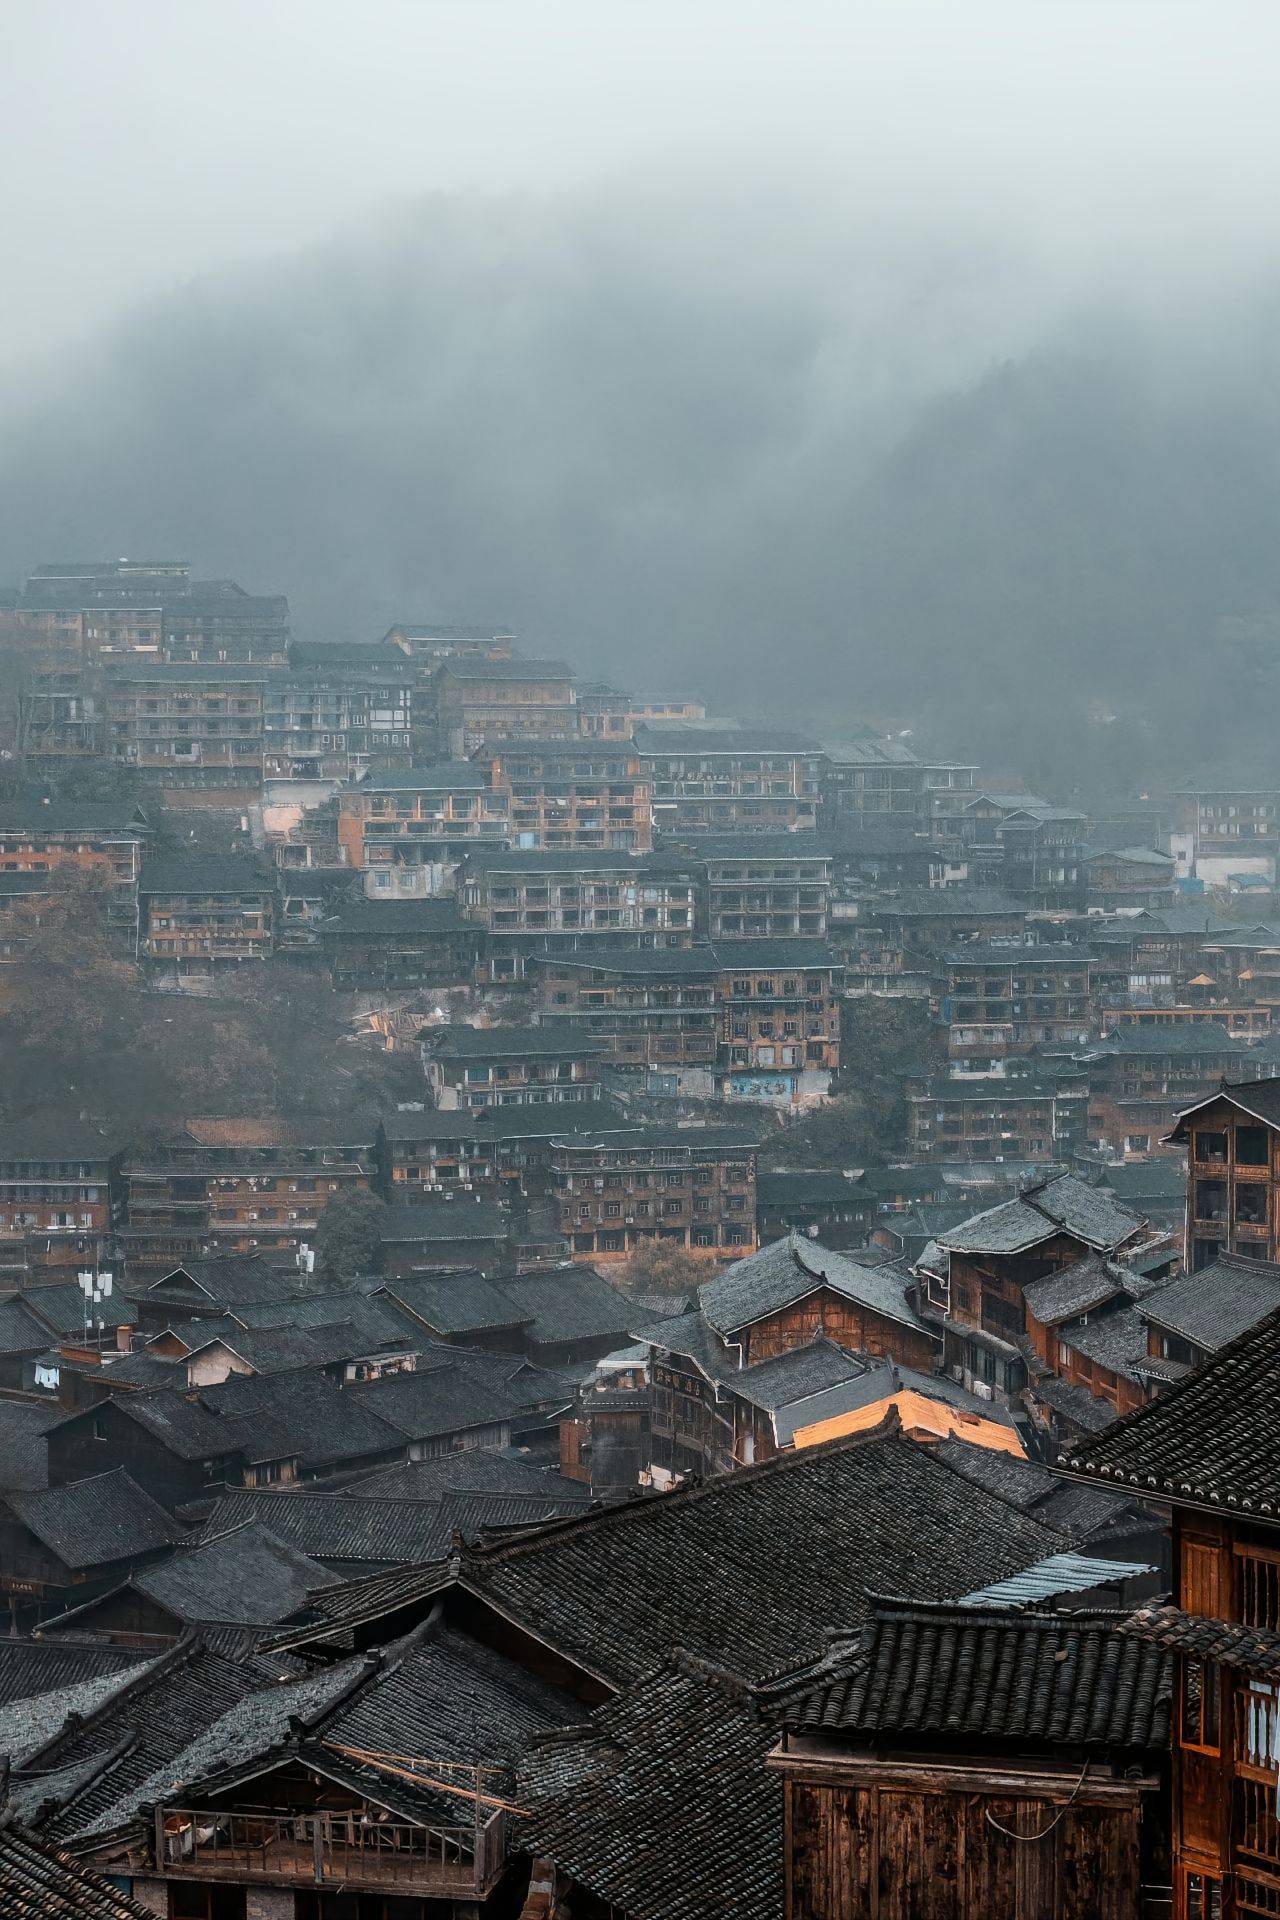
[786, 1779, 1143, 1920]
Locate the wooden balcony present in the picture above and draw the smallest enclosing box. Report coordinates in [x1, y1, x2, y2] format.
[157, 1806, 512, 1898]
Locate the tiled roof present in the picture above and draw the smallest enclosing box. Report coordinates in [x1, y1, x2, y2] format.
[698, 1234, 928, 1339]
[0, 1657, 161, 1768]
[347, 1360, 533, 1442]
[1058, 1304, 1280, 1506]
[122, 1521, 339, 1627]
[143, 1254, 321, 1308]
[1121, 1602, 1280, 1679]
[0, 1399, 61, 1493]
[1097, 1159, 1187, 1201]
[1021, 1254, 1130, 1327]
[196, 1489, 450, 1567]
[138, 858, 271, 895]
[725, 1338, 867, 1418]
[271, 1430, 1070, 1686]
[9, 1470, 180, 1570]
[425, 1024, 605, 1059]
[71, 1653, 368, 1842]
[789, 1600, 1169, 1751]
[521, 1653, 796, 1920]
[348, 1450, 591, 1504]
[378, 1271, 530, 1335]
[1168, 1075, 1280, 1136]
[0, 1637, 151, 1709]
[21, 1281, 134, 1337]
[1141, 1253, 1280, 1352]
[71, 1367, 404, 1472]
[0, 1826, 155, 1917]
[16, 1637, 270, 1843]
[376, 1202, 508, 1244]
[499, 1268, 637, 1346]
[1029, 1373, 1119, 1433]
[938, 1173, 1145, 1256]
[1053, 1302, 1156, 1384]
[780, 1361, 1019, 1445]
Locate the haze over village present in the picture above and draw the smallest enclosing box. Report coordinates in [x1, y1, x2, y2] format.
[1, 6, 1279, 1920]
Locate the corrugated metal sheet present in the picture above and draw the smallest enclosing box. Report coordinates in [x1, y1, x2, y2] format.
[957, 1550, 1154, 1609]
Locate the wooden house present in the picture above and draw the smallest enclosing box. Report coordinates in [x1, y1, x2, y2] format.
[0, 1467, 179, 1627]
[551, 1123, 758, 1261]
[1061, 1303, 1280, 1918]
[771, 1598, 1170, 1920]
[929, 1172, 1149, 1399]
[1168, 1077, 1280, 1271]
[475, 736, 654, 852]
[421, 1023, 604, 1112]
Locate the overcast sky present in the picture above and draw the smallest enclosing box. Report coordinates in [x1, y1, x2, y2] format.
[3, 0, 1280, 366]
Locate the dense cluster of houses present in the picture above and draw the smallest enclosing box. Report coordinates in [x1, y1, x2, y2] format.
[5, 556, 1280, 1916]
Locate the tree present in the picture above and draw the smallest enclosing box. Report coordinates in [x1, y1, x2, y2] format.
[777, 995, 945, 1169]
[314, 1188, 387, 1283]
[0, 867, 144, 1119]
[620, 1238, 710, 1301]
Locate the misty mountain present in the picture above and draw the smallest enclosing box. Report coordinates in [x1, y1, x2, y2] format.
[2, 190, 1279, 791]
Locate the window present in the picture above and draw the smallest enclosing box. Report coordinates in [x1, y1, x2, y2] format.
[1195, 1130, 1228, 1164]
[1180, 1658, 1220, 1750]
[1183, 1871, 1223, 1920]
[1238, 1124, 1271, 1166]
[1237, 1182, 1269, 1226]
[1195, 1179, 1227, 1222]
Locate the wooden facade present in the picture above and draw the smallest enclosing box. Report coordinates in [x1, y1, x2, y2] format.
[778, 1755, 1154, 1920]
[1172, 1088, 1280, 1272]
[477, 739, 654, 853]
[552, 1131, 757, 1261]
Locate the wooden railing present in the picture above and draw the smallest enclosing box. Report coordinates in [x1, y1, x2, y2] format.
[157, 1807, 510, 1894]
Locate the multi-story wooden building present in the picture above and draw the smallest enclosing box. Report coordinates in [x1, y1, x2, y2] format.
[531, 946, 721, 1079]
[138, 859, 274, 974]
[377, 1099, 638, 1202]
[195, 1116, 377, 1260]
[0, 1123, 125, 1282]
[262, 661, 416, 780]
[1081, 1023, 1257, 1161]
[319, 896, 483, 987]
[928, 1171, 1149, 1399]
[1171, 1077, 1280, 1272]
[573, 681, 637, 740]
[0, 796, 151, 953]
[1173, 782, 1280, 888]
[433, 654, 575, 752]
[635, 725, 823, 835]
[119, 1116, 376, 1271]
[1086, 844, 1178, 910]
[106, 664, 266, 790]
[943, 941, 1092, 1074]
[1199, 926, 1280, 1013]
[159, 580, 289, 665]
[336, 763, 509, 883]
[908, 1065, 1088, 1166]
[714, 939, 843, 1100]
[476, 738, 654, 852]
[552, 1124, 758, 1261]
[999, 802, 1089, 912]
[639, 1235, 936, 1479]
[773, 1599, 1170, 1920]
[457, 848, 698, 980]
[1061, 1305, 1280, 1920]
[422, 1025, 603, 1112]
[688, 833, 831, 939]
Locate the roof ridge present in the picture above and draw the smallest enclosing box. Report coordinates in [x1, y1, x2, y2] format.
[462, 1411, 909, 1568]
[21, 1630, 202, 1767]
